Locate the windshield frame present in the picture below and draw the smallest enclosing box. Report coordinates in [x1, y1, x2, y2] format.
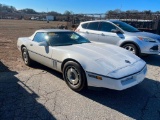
[112, 21, 140, 32]
[44, 31, 91, 46]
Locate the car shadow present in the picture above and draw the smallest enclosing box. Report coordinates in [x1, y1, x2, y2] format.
[31, 61, 63, 79]
[79, 78, 160, 120]
[141, 54, 160, 66]
[0, 61, 56, 120]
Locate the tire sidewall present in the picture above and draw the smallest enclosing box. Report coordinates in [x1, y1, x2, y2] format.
[63, 61, 87, 92]
[123, 44, 138, 55]
[22, 47, 31, 66]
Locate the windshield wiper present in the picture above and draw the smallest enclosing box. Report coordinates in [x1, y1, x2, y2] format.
[132, 31, 141, 32]
[53, 44, 73, 46]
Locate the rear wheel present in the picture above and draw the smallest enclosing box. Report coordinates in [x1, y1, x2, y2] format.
[22, 47, 32, 66]
[122, 44, 138, 55]
[63, 61, 87, 92]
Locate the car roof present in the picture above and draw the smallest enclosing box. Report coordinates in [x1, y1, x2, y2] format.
[35, 29, 72, 33]
[80, 20, 120, 24]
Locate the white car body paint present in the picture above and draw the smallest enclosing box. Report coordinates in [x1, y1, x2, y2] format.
[17, 29, 147, 90]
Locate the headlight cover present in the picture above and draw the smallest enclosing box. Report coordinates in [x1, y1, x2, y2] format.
[137, 36, 157, 43]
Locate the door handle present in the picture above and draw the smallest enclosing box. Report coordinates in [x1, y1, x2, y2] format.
[86, 31, 89, 34]
[30, 44, 33, 46]
[101, 33, 105, 36]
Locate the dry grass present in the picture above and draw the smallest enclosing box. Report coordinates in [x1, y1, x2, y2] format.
[0, 20, 68, 71]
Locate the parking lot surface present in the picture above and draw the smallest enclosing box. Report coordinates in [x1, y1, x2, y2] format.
[0, 55, 160, 120]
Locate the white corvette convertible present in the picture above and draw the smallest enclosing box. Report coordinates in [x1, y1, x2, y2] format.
[17, 29, 147, 91]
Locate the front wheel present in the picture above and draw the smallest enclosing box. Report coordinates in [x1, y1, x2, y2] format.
[122, 44, 139, 55]
[63, 61, 87, 92]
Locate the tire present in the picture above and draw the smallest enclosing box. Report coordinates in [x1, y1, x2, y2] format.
[22, 47, 32, 66]
[122, 44, 139, 55]
[63, 61, 87, 92]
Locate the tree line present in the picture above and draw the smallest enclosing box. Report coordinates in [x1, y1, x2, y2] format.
[1, 3, 160, 15]
[0, 3, 74, 15]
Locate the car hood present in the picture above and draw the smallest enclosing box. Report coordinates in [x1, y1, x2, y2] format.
[125, 31, 160, 41]
[56, 43, 144, 76]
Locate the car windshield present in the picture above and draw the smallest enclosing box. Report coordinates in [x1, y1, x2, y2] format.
[112, 21, 140, 32]
[46, 32, 91, 46]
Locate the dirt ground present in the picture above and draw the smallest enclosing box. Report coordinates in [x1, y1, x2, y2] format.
[0, 20, 69, 72]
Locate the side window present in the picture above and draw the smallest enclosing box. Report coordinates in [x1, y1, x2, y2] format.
[81, 23, 88, 29]
[33, 32, 46, 42]
[99, 22, 117, 32]
[87, 22, 99, 30]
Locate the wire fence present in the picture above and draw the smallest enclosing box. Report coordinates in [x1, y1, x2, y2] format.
[68, 13, 160, 34]
[1, 12, 160, 34]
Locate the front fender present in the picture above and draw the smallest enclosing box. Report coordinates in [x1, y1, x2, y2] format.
[60, 54, 108, 76]
[118, 37, 143, 53]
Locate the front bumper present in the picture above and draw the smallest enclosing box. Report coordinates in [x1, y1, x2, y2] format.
[86, 65, 147, 90]
[139, 42, 160, 54]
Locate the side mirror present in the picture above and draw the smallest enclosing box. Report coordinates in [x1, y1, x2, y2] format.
[38, 41, 48, 46]
[111, 29, 122, 34]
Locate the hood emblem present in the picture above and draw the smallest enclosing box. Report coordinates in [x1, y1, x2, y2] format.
[125, 60, 131, 64]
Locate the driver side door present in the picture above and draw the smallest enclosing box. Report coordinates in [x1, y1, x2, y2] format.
[98, 22, 124, 45]
[27, 32, 53, 68]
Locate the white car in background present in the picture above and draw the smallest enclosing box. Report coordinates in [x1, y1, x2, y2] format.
[17, 29, 147, 92]
[76, 20, 160, 56]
